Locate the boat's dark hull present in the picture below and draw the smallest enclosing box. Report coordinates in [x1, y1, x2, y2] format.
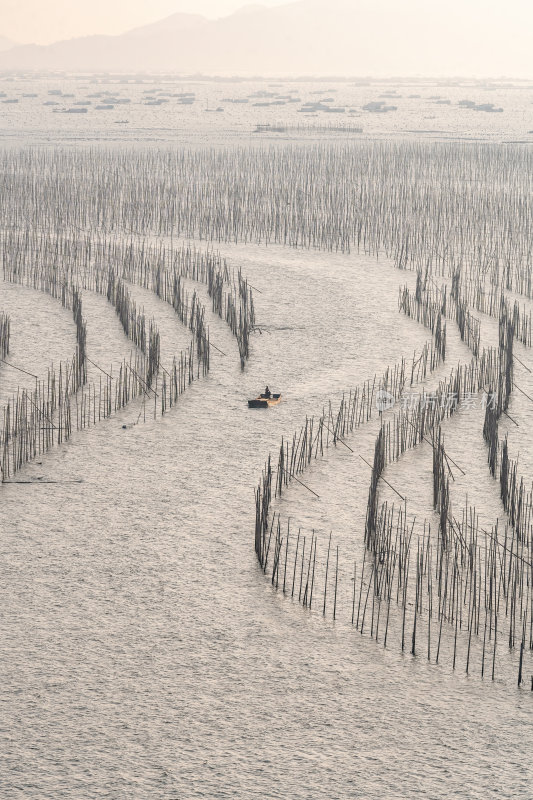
[247, 393, 281, 408]
[248, 399, 269, 408]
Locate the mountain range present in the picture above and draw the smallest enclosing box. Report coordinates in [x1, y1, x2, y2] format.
[0, 0, 531, 77]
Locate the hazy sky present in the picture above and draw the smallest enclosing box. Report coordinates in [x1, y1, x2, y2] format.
[2, 0, 289, 45]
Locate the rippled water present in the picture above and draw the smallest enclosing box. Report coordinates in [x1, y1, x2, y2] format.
[1, 236, 532, 799]
[1, 92, 533, 797]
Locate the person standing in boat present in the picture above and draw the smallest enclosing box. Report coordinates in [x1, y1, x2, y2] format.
[264, 386, 271, 398]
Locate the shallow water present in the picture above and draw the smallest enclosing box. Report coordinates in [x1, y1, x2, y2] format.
[1, 233, 532, 799]
[1, 93, 533, 798]
[1, 75, 533, 147]
[0, 283, 77, 405]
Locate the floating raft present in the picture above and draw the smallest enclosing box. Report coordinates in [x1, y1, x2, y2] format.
[248, 393, 281, 409]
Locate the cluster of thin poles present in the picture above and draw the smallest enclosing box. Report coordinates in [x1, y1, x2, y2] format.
[1, 143, 532, 688]
[254, 174, 532, 687]
[0, 242, 244, 479]
[0, 312, 10, 359]
[2, 145, 531, 281]
[259, 500, 532, 685]
[2, 229, 253, 370]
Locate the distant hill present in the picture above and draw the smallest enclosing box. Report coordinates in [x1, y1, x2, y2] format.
[0, 36, 17, 52]
[0, 0, 531, 78]
[123, 13, 209, 39]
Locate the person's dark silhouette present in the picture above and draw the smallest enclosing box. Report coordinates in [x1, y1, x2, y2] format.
[264, 386, 271, 399]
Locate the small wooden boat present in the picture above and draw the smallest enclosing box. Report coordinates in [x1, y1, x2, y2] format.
[248, 393, 281, 409]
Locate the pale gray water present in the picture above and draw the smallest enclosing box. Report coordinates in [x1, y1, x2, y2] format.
[1, 239, 532, 799]
[1, 75, 533, 147]
[1, 94, 532, 799]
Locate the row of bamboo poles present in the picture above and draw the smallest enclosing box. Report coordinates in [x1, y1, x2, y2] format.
[455, 271, 532, 347]
[481, 289, 533, 545]
[0, 338, 206, 483]
[2, 145, 531, 293]
[364, 274, 531, 686]
[255, 337, 529, 686]
[255, 239, 533, 686]
[398, 274, 446, 373]
[260, 281, 454, 553]
[0, 312, 10, 359]
[2, 351, 152, 480]
[257, 500, 532, 686]
[0, 211, 261, 481]
[0, 243, 221, 480]
[1, 230, 254, 370]
[256, 340, 446, 561]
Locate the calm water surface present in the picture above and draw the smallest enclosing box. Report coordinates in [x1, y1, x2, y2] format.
[0, 111, 532, 798]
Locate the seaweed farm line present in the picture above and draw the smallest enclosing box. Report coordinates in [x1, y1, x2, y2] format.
[1, 141, 532, 800]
